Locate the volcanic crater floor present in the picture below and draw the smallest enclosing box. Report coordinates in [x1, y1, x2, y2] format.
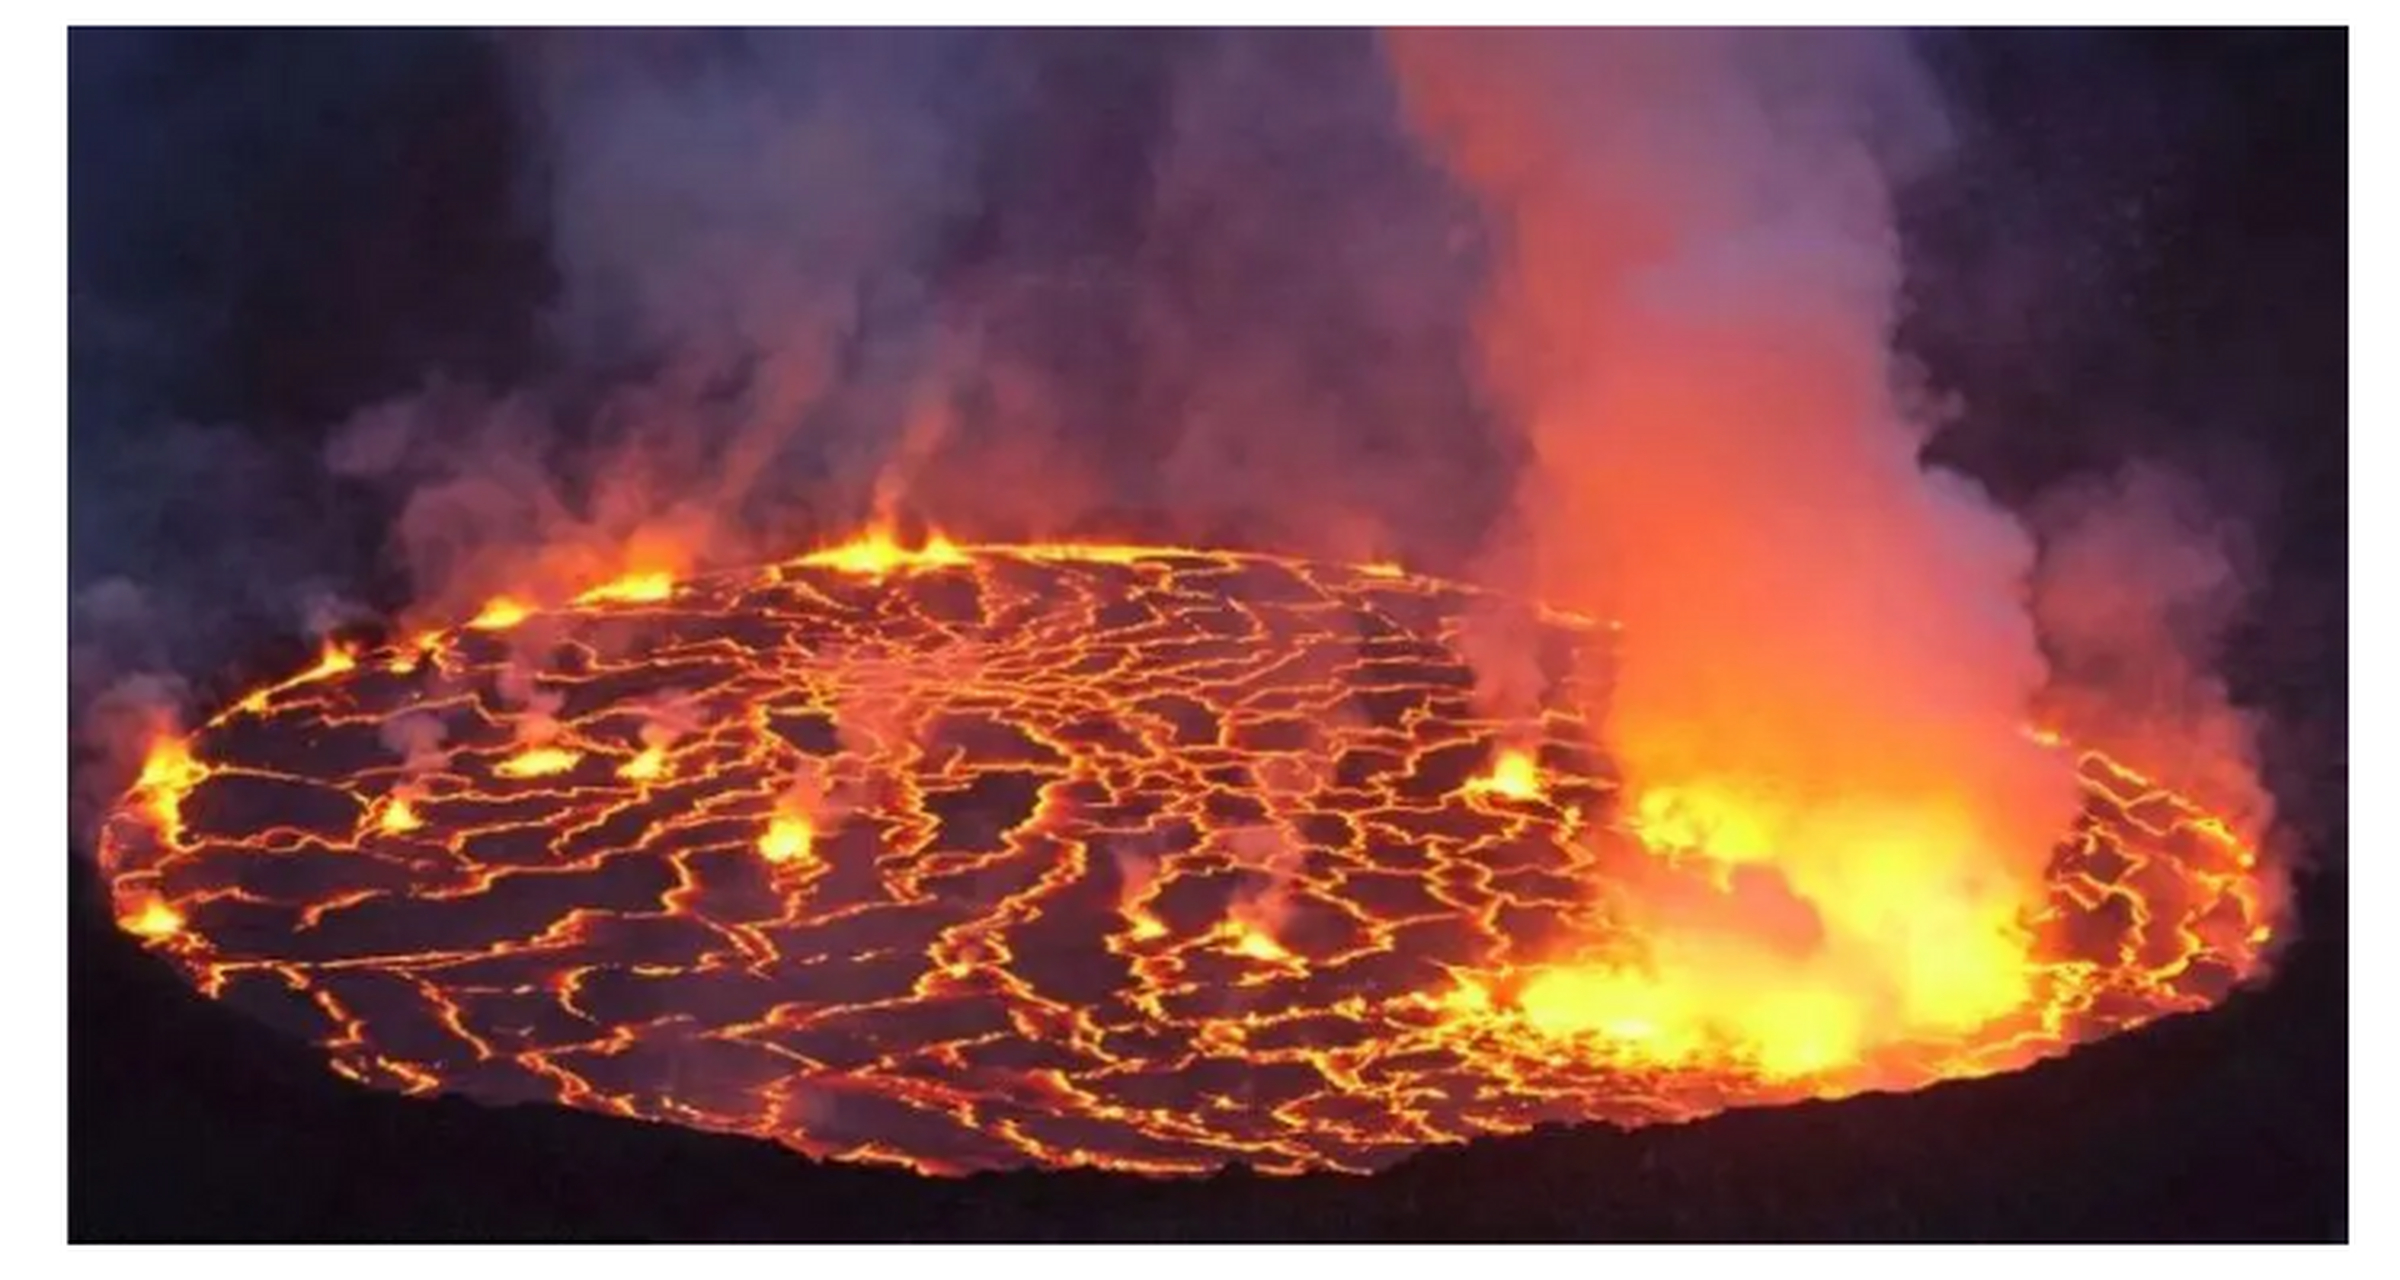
[98, 544, 2273, 1175]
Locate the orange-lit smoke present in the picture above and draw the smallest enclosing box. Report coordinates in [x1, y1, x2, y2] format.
[1221, 825, 1307, 962]
[69, 34, 2290, 1076]
[2027, 463, 2290, 927]
[73, 670, 190, 833]
[290, 31, 1512, 648]
[1112, 843, 1171, 942]
[1387, 30, 2096, 1067]
[2028, 464, 2277, 836]
[374, 712, 452, 833]
[619, 691, 704, 784]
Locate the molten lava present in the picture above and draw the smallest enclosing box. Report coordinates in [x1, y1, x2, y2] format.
[95, 537, 2275, 1176]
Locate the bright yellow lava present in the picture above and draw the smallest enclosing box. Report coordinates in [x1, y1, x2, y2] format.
[760, 812, 816, 866]
[575, 573, 677, 606]
[468, 597, 532, 631]
[796, 529, 971, 578]
[120, 897, 185, 939]
[493, 746, 582, 778]
[379, 796, 425, 834]
[1465, 749, 1545, 802]
[618, 745, 669, 782]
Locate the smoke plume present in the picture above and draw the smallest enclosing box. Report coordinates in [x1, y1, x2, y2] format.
[1382, 29, 2264, 1061]
[70, 30, 2293, 1025]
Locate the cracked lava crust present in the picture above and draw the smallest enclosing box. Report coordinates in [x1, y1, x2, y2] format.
[97, 539, 2276, 1176]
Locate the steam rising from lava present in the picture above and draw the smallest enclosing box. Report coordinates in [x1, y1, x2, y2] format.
[1384, 29, 2278, 1068]
[72, 30, 2294, 1157]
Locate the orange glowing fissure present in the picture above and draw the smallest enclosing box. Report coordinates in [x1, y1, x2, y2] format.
[96, 530, 2276, 1177]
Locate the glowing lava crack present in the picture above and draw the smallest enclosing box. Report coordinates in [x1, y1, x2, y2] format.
[96, 541, 2276, 1175]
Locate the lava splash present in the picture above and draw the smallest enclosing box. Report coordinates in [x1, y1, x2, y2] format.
[95, 541, 2276, 1176]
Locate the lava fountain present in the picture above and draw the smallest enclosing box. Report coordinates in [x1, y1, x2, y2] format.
[96, 534, 2277, 1176]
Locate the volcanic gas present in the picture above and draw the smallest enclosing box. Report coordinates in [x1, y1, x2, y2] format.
[96, 534, 2276, 1176]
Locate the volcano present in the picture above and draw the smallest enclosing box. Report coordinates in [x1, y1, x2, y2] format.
[93, 536, 2278, 1177]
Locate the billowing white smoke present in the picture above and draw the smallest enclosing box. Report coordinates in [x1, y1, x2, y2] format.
[1385, 29, 2108, 1063]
